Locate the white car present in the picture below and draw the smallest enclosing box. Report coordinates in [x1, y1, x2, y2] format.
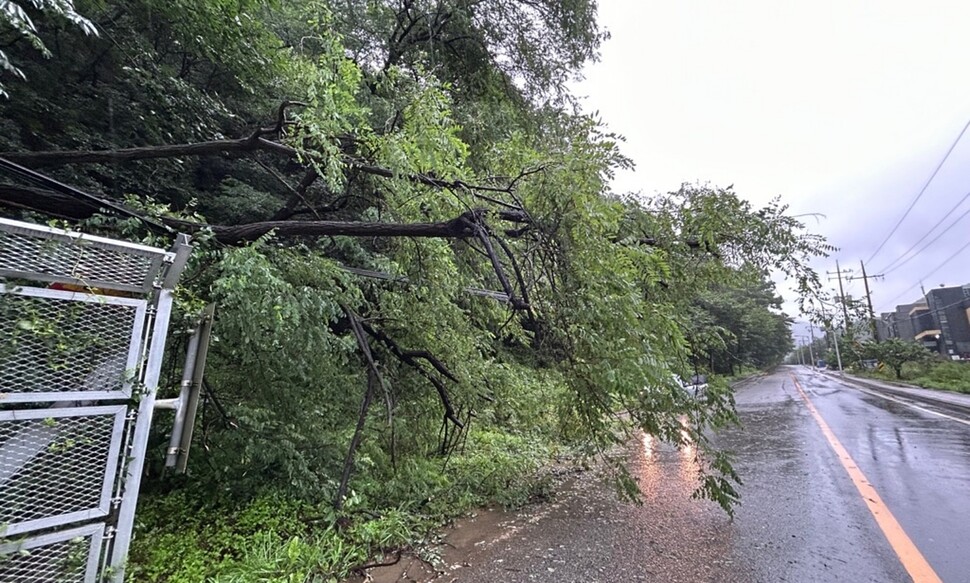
[678, 374, 709, 398]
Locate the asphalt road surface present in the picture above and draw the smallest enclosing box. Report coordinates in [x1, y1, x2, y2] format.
[379, 366, 970, 583]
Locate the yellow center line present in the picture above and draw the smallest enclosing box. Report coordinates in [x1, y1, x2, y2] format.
[790, 374, 943, 583]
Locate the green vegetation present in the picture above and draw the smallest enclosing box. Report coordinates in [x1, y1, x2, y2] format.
[912, 361, 970, 393]
[858, 358, 970, 394]
[863, 338, 931, 380]
[0, 1, 830, 580]
[808, 333, 970, 394]
[129, 431, 556, 582]
[689, 274, 794, 376]
[0, 1, 97, 97]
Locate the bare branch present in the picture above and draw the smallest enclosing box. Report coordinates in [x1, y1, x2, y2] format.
[334, 304, 383, 509]
[400, 350, 459, 382]
[268, 167, 319, 221]
[360, 322, 463, 428]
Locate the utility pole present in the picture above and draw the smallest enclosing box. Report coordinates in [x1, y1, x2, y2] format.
[808, 324, 817, 368]
[827, 326, 843, 376]
[827, 261, 852, 335]
[846, 260, 884, 342]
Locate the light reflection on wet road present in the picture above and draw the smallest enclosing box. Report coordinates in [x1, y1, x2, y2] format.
[369, 366, 970, 582]
[792, 368, 970, 582]
[708, 368, 911, 582]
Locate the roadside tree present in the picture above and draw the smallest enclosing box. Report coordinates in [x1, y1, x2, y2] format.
[865, 338, 931, 379]
[0, 2, 833, 577]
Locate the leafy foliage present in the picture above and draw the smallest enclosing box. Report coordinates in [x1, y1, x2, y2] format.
[0, 1, 833, 580]
[0, 0, 96, 97]
[911, 360, 970, 393]
[864, 338, 932, 379]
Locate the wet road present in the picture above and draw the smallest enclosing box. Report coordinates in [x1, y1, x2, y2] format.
[792, 368, 970, 582]
[393, 366, 970, 582]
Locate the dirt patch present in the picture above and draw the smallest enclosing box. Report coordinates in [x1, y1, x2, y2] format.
[343, 469, 588, 583]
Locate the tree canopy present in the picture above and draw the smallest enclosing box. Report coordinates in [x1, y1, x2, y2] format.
[865, 338, 931, 379]
[0, 1, 832, 579]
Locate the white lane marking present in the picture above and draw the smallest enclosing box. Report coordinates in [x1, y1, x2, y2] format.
[836, 380, 970, 427]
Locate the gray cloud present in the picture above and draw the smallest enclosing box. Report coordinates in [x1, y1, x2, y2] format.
[573, 1, 970, 318]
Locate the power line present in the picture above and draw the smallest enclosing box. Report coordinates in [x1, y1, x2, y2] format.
[0, 157, 172, 234]
[881, 202, 970, 276]
[878, 238, 970, 311]
[880, 282, 922, 312]
[846, 261, 883, 341]
[877, 189, 970, 273]
[866, 117, 970, 265]
[914, 239, 970, 286]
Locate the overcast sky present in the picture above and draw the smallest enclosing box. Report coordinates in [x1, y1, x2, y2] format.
[572, 0, 970, 329]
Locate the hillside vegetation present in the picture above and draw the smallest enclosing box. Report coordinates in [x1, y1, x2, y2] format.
[0, 2, 830, 580]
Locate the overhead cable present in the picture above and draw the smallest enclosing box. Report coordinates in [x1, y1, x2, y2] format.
[878, 238, 970, 311]
[866, 117, 970, 264]
[880, 195, 970, 275]
[880, 281, 922, 312]
[0, 157, 172, 234]
[912, 239, 970, 287]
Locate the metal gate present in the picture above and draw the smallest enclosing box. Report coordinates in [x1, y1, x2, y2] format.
[0, 218, 190, 582]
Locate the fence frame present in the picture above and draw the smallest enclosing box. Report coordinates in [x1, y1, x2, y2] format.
[0, 218, 191, 582]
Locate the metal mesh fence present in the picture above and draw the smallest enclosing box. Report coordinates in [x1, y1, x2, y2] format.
[0, 407, 124, 535]
[0, 291, 144, 400]
[0, 525, 102, 583]
[0, 218, 190, 582]
[0, 223, 162, 292]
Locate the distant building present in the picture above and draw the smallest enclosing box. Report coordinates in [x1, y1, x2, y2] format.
[882, 300, 928, 342]
[887, 285, 970, 358]
[924, 285, 970, 357]
[875, 315, 892, 342]
[908, 302, 940, 351]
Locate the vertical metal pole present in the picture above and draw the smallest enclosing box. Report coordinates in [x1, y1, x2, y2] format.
[860, 260, 879, 342]
[176, 304, 215, 473]
[165, 327, 201, 468]
[808, 325, 817, 368]
[831, 327, 844, 376]
[108, 289, 174, 581]
[109, 235, 190, 582]
[836, 261, 851, 335]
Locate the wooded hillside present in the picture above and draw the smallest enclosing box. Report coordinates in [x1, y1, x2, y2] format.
[0, 2, 830, 580]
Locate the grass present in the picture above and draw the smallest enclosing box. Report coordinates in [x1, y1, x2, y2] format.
[725, 366, 764, 384]
[126, 430, 562, 583]
[856, 360, 970, 394]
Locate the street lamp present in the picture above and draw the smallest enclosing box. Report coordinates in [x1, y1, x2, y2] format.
[808, 335, 816, 369]
[808, 322, 818, 368]
[798, 334, 815, 369]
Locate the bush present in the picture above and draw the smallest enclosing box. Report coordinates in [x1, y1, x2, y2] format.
[128, 426, 563, 582]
